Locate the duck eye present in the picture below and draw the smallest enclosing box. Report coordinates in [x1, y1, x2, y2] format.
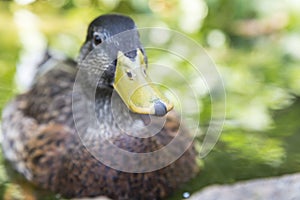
[93, 34, 102, 46]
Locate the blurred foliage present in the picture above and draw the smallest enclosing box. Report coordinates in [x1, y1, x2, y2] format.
[0, 0, 300, 199]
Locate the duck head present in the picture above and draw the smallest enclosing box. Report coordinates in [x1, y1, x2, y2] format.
[78, 14, 173, 116]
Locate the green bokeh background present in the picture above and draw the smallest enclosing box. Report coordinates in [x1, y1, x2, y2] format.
[0, 0, 300, 199]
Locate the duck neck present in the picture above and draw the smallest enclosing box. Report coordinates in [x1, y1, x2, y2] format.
[92, 87, 146, 138]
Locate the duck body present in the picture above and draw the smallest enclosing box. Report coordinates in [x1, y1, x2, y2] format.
[1, 14, 199, 200]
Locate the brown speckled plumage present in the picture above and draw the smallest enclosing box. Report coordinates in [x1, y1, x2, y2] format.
[1, 14, 199, 200]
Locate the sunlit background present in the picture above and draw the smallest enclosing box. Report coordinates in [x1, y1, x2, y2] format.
[0, 0, 300, 199]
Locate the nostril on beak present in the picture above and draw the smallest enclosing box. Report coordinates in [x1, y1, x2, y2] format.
[154, 100, 167, 116]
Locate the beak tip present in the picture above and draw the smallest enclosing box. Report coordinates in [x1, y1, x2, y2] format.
[154, 100, 168, 116]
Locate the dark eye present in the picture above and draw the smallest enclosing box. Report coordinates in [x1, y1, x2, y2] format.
[93, 34, 102, 45]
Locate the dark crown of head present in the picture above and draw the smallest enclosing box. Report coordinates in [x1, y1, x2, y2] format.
[86, 14, 136, 42]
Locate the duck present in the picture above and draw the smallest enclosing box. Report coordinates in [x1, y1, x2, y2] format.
[1, 14, 199, 200]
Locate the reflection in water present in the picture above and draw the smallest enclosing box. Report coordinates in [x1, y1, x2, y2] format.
[182, 191, 190, 199]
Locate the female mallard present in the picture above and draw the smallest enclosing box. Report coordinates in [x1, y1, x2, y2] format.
[1, 14, 199, 200]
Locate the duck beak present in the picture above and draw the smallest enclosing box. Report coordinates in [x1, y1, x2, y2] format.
[113, 49, 173, 116]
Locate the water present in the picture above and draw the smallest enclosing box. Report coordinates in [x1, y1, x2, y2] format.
[182, 192, 190, 199]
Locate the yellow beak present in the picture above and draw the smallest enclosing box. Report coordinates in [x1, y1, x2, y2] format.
[113, 49, 173, 116]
